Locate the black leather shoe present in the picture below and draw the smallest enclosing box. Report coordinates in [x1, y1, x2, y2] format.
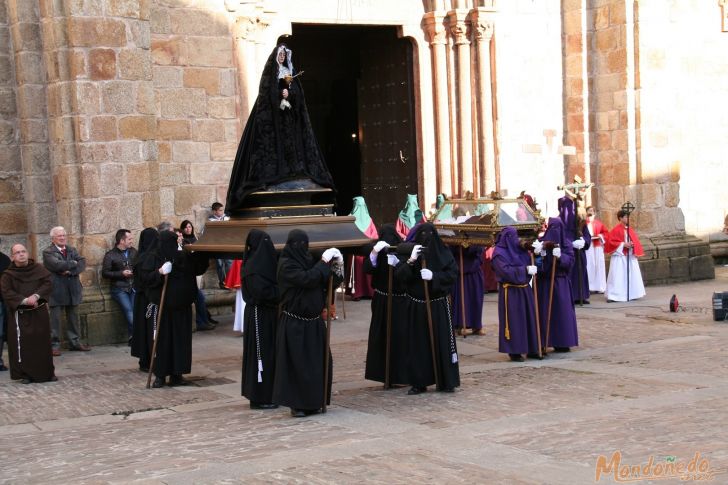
[250, 402, 279, 410]
[20, 378, 32, 384]
[207, 312, 219, 324]
[139, 365, 149, 373]
[304, 409, 321, 415]
[553, 347, 571, 353]
[526, 353, 543, 359]
[49, 375, 58, 382]
[0, 364, 7, 371]
[439, 387, 455, 393]
[509, 354, 525, 362]
[407, 386, 427, 395]
[169, 375, 191, 386]
[196, 323, 215, 331]
[152, 377, 165, 388]
[290, 409, 306, 418]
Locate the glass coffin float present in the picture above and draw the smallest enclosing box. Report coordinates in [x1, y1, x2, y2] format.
[431, 198, 542, 247]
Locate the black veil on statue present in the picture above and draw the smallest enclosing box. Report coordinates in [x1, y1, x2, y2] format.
[225, 43, 336, 214]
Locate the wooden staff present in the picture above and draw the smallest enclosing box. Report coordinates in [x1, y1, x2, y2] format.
[322, 273, 333, 413]
[575, 245, 584, 306]
[530, 253, 543, 359]
[421, 258, 441, 390]
[458, 246, 467, 336]
[339, 280, 346, 319]
[384, 264, 394, 389]
[146, 274, 169, 389]
[544, 244, 559, 352]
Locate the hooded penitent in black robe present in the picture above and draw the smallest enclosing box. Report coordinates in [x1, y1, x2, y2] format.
[363, 224, 409, 385]
[395, 223, 460, 391]
[139, 231, 208, 380]
[1, 260, 55, 382]
[241, 229, 279, 405]
[130, 228, 159, 370]
[225, 44, 335, 213]
[272, 230, 343, 412]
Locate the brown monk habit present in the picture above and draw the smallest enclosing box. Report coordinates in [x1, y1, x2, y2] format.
[0, 260, 55, 382]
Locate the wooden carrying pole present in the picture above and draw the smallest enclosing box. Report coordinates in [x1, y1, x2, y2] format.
[146, 274, 169, 389]
[530, 253, 543, 359]
[384, 264, 394, 389]
[322, 274, 334, 413]
[459, 246, 467, 335]
[545, 244, 559, 353]
[421, 258, 441, 390]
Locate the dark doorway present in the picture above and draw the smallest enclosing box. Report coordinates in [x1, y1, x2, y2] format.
[283, 25, 418, 226]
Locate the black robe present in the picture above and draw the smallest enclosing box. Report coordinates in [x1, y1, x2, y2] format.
[225, 44, 335, 213]
[130, 228, 159, 369]
[139, 232, 208, 379]
[363, 224, 409, 385]
[272, 230, 342, 411]
[241, 229, 279, 405]
[0, 261, 55, 382]
[395, 224, 460, 390]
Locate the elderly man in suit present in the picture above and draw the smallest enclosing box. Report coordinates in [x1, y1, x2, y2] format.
[42, 226, 91, 355]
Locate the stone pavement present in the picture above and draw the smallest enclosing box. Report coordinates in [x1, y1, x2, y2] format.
[1, 267, 728, 484]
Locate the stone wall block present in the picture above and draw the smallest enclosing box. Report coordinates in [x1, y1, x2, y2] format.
[118, 193, 143, 228]
[119, 48, 152, 80]
[639, 257, 669, 282]
[11, 22, 42, 52]
[0, 120, 16, 144]
[192, 119, 224, 142]
[21, 143, 50, 174]
[98, 163, 125, 195]
[0, 88, 16, 116]
[129, 19, 151, 48]
[185, 37, 232, 67]
[219, 69, 236, 97]
[78, 143, 109, 164]
[79, 163, 100, 197]
[68, 49, 87, 79]
[142, 190, 161, 227]
[136, 82, 156, 114]
[0, 56, 13, 84]
[106, 0, 147, 19]
[119, 115, 156, 140]
[668, 256, 689, 280]
[207, 97, 236, 119]
[141, 140, 157, 161]
[127, 162, 158, 192]
[171, 140, 209, 162]
[169, 9, 229, 36]
[0, 175, 23, 203]
[664, 182, 679, 207]
[74, 82, 101, 114]
[80, 234, 111, 267]
[19, 119, 48, 143]
[189, 162, 230, 184]
[7, 0, 38, 23]
[223, 119, 239, 142]
[65, 0, 104, 16]
[153, 65, 182, 87]
[210, 141, 237, 161]
[598, 184, 624, 209]
[81, 197, 120, 234]
[157, 119, 190, 139]
[0, 204, 28, 233]
[90, 115, 117, 141]
[159, 162, 188, 185]
[68, 18, 127, 47]
[158, 88, 205, 117]
[0, 146, 21, 173]
[89, 48, 116, 80]
[160, 186, 173, 215]
[689, 255, 715, 280]
[150, 6, 171, 34]
[174, 185, 215, 214]
[157, 141, 170, 162]
[183, 67, 219, 95]
[637, 183, 663, 209]
[16, 85, 46, 119]
[102, 81, 135, 114]
[151, 37, 186, 66]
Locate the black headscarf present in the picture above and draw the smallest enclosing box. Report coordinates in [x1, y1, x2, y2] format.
[225, 43, 335, 213]
[242, 229, 277, 287]
[136, 227, 159, 256]
[411, 222, 454, 273]
[379, 223, 402, 246]
[159, 230, 180, 263]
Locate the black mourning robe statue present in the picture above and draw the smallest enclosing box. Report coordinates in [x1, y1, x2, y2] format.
[226, 44, 335, 213]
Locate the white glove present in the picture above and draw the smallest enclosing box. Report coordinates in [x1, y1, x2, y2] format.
[409, 244, 422, 262]
[373, 241, 389, 253]
[532, 240, 543, 255]
[420, 268, 433, 280]
[160, 261, 172, 275]
[527, 265, 537, 275]
[332, 249, 343, 264]
[552, 247, 561, 258]
[572, 238, 585, 250]
[387, 254, 399, 267]
[321, 248, 337, 263]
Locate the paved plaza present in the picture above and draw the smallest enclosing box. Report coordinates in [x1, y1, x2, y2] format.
[1, 267, 728, 484]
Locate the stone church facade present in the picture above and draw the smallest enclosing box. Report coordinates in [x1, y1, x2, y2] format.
[0, 0, 725, 343]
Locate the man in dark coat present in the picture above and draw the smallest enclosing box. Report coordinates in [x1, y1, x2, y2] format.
[0, 244, 56, 384]
[42, 226, 90, 354]
[363, 224, 409, 386]
[272, 230, 343, 417]
[395, 223, 460, 395]
[102, 229, 138, 341]
[241, 229, 280, 409]
[492, 227, 541, 361]
[138, 231, 208, 388]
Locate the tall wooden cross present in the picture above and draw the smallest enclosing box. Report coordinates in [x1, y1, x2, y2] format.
[522, 129, 576, 217]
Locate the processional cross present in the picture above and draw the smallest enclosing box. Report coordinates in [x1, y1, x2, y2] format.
[522, 129, 576, 217]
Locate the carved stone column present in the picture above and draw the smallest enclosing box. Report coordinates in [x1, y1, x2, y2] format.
[470, 9, 496, 195]
[423, 12, 452, 197]
[448, 10, 473, 196]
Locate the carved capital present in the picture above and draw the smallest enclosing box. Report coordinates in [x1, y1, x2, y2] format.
[234, 16, 256, 40]
[422, 12, 448, 45]
[449, 21, 470, 45]
[473, 20, 494, 41]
